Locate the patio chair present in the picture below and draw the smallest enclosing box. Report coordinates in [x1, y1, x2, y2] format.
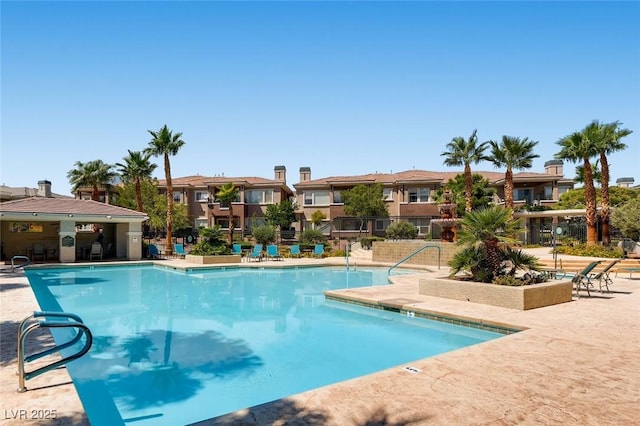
[587, 259, 620, 293]
[148, 244, 161, 259]
[174, 243, 186, 258]
[289, 244, 301, 258]
[314, 244, 325, 258]
[266, 245, 281, 261]
[32, 243, 46, 261]
[248, 244, 263, 262]
[232, 243, 243, 255]
[89, 242, 103, 261]
[572, 261, 602, 297]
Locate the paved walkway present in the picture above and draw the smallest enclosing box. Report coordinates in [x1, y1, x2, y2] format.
[1, 251, 638, 425]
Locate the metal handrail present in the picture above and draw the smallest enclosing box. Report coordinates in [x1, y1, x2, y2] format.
[17, 311, 93, 392]
[388, 244, 441, 275]
[10, 256, 30, 272]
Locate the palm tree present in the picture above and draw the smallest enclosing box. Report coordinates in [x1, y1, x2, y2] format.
[67, 159, 117, 201]
[593, 121, 632, 245]
[145, 125, 186, 256]
[451, 206, 521, 282]
[441, 129, 489, 212]
[216, 182, 239, 243]
[115, 150, 157, 212]
[488, 136, 539, 212]
[555, 131, 598, 245]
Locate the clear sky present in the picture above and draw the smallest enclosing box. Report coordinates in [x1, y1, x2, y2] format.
[2, 1, 639, 196]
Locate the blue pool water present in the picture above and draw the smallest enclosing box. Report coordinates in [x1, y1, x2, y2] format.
[25, 265, 502, 425]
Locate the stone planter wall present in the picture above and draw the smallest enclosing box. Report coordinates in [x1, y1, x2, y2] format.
[418, 276, 573, 310]
[185, 254, 242, 264]
[372, 241, 459, 267]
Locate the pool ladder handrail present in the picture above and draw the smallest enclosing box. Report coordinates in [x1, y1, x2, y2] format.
[17, 311, 93, 392]
[388, 244, 441, 275]
[10, 255, 31, 272]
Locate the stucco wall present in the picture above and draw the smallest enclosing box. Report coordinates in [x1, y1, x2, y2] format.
[372, 240, 459, 267]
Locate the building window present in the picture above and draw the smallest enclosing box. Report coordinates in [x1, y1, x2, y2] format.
[195, 218, 208, 229]
[543, 186, 553, 200]
[408, 187, 429, 203]
[383, 188, 393, 201]
[195, 191, 209, 202]
[215, 218, 237, 229]
[246, 189, 273, 204]
[173, 191, 182, 203]
[409, 218, 431, 235]
[333, 190, 343, 204]
[304, 191, 330, 206]
[558, 186, 571, 197]
[375, 219, 390, 231]
[336, 218, 363, 231]
[514, 188, 533, 204]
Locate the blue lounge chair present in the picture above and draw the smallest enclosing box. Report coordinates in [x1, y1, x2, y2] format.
[314, 244, 325, 258]
[148, 244, 161, 259]
[232, 244, 243, 255]
[174, 243, 186, 258]
[248, 244, 263, 262]
[266, 245, 281, 261]
[289, 244, 301, 258]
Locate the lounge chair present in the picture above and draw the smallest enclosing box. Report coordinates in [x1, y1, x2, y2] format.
[266, 245, 281, 261]
[289, 244, 301, 258]
[32, 243, 46, 261]
[572, 261, 602, 297]
[314, 244, 325, 258]
[174, 243, 186, 258]
[587, 259, 620, 293]
[89, 242, 103, 261]
[248, 244, 263, 262]
[232, 243, 243, 255]
[148, 244, 161, 259]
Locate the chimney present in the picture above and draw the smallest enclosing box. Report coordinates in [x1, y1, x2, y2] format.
[616, 177, 635, 188]
[274, 165, 286, 182]
[37, 180, 52, 197]
[299, 167, 311, 182]
[544, 160, 564, 176]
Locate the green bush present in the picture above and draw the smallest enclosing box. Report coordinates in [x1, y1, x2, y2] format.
[360, 236, 384, 249]
[556, 243, 623, 258]
[188, 226, 231, 255]
[252, 224, 277, 246]
[385, 221, 418, 240]
[299, 229, 327, 245]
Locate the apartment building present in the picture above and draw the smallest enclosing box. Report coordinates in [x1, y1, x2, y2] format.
[293, 160, 575, 242]
[156, 166, 295, 237]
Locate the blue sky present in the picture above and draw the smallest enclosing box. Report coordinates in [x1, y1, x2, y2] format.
[2, 1, 639, 196]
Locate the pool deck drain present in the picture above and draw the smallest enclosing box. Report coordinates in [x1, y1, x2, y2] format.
[2, 254, 639, 425]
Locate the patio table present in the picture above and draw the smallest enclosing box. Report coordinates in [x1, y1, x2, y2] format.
[616, 267, 640, 279]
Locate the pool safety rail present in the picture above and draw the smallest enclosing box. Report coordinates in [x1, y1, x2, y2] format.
[10, 256, 30, 272]
[17, 311, 93, 392]
[388, 244, 441, 275]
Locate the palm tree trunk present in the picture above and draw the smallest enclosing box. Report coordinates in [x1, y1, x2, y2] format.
[599, 152, 611, 245]
[92, 185, 100, 201]
[504, 168, 514, 211]
[464, 164, 472, 212]
[135, 177, 143, 212]
[164, 153, 174, 256]
[583, 158, 598, 246]
[228, 204, 234, 243]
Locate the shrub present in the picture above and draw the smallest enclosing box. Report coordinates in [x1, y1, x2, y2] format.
[360, 236, 384, 249]
[385, 221, 418, 240]
[556, 243, 623, 258]
[188, 226, 231, 255]
[252, 224, 277, 246]
[299, 229, 327, 245]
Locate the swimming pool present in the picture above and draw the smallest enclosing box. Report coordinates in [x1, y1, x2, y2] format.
[25, 265, 503, 425]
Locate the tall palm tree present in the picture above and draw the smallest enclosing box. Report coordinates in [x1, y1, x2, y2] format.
[67, 159, 117, 201]
[441, 129, 489, 212]
[115, 150, 157, 212]
[145, 125, 186, 256]
[488, 136, 539, 212]
[216, 182, 239, 243]
[555, 131, 598, 245]
[594, 121, 632, 245]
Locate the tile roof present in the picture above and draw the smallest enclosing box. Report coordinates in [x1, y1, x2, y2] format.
[160, 175, 289, 187]
[0, 197, 148, 217]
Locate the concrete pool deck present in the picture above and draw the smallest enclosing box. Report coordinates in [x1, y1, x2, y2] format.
[1, 250, 638, 425]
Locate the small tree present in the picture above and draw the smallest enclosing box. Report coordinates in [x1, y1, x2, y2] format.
[252, 224, 277, 247]
[385, 221, 418, 240]
[611, 198, 640, 240]
[216, 182, 239, 243]
[310, 210, 326, 229]
[299, 229, 327, 245]
[436, 174, 494, 216]
[265, 199, 297, 231]
[343, 183, 389, 234]
[188, 226, 231, 255]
